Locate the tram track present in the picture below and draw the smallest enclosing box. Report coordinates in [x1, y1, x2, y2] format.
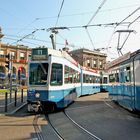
[33, 114, 44, 140]
[63, 110, 102, 140]
[46, 109, 102, 140]
[45, 114, 64, 140]
[33, 113, 64, 140]
[32, 97, 111, 140]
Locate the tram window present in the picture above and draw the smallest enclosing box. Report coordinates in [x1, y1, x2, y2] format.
[77, 72, 80, 83]
[96, 77, 99, 83]
[29, 63, 48, 85]
[73, 70, 76, 83]
[115, 73, 119, 82]
[125, 66, 131, 82]
[50, 63, 63, 86]
[120, 71, 124, 83]
[64, 65, 69, 84]
[91, 76, 94, 83]
[64, 66, 80, 84]
[103, 77, 107, 84]
[89, 76, 92, 83]
[83, 74, 86, 83]
[97, 77, 100, 83]
[73, 71, 80, 83]
[109, 74, 115, 83]
[86, 75, 89, 83]
[95, 76, 97, 83]
[92, 76, 95, 83]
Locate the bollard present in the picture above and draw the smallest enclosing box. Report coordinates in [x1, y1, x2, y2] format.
[21, 89, 23, 102]
[5, 92, 8, 112]
[15, 89, 17, 106]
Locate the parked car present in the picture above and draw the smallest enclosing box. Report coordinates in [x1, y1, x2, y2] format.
[0, 72, 6, 79]
[12, 74, 17, 80]
[20, 74, 26, 86]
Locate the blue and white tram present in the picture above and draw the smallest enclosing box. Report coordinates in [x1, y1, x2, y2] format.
[27, 47, 101, 112]
[27, 48, 82, 112]
[81, 66, 100, 96]
[100, 73, 108, 92]
[107, 49, 140, 111]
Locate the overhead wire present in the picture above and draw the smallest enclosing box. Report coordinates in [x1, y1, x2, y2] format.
[7, 4, 140, 52]
[5, 34, 51, 44]
[8, 21, 130, 50]
[86, 0, 107, 26]
[128, 16, 140, 28]
[117, 6, 140, 26]
[4, 34, 77, 48]
[4, 37, 41, 46]
[84, 0, 107, 50]
[30, 4, 140, 21]
[67, 22, 130, 29]
[105, 6, 140, 57]
[11, 28, 45, 45]
[55, 0, 65, 26]
[85, 27, 95, 50]
[16, 19, 39, 35]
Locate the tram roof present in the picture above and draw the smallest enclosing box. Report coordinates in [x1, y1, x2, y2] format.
[106, 49, 140, 69]
[32, 47, 79, 67]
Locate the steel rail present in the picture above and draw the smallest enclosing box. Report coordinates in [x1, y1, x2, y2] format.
[33, 114, 44, 140]
[45, 115, 64, 140]
[64, 110, 102, 140]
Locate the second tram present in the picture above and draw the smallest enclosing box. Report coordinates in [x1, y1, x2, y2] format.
[107, 49, 140, 111]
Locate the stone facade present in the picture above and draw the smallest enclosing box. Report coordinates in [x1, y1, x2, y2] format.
[70, 48, 107, 71]
[0, 43, 31, 85]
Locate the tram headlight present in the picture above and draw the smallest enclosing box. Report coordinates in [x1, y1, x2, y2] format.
[35, 92, 40, 98]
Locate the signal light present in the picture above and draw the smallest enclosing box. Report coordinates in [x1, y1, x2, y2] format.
[5, 53, 10, 60]
[5, 53, 11, 70]
[5, 61, 10, 69]
[19, 67, 22, 71]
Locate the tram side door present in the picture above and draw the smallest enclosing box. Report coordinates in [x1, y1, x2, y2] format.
[119, 68, 125, 102]
[133, 56, 140, 110]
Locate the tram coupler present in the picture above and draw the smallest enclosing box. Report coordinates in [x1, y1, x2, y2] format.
[27, 101, 41, 112]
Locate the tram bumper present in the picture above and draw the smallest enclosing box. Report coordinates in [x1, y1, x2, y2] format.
[27, 101, 41, 112]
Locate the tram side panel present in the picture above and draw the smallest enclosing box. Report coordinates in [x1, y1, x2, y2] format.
[119, 65, 133, 110]
[107, 52, 140, 111]
[81, 69, 100, 96]
[134, 54, 140, 111]
[100, 74, 109, 92]
[48, 59, 80, 109]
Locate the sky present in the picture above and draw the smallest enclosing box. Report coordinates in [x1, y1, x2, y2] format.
[0, 0, 140, 60]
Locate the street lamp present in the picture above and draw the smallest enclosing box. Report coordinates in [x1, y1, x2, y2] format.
[0, 27, 4, 49]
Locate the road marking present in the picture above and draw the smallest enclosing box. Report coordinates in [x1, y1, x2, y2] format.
[104, 101, 114, 109]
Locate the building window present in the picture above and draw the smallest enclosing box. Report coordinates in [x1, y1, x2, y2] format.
[0, 50, 4, 58]
[99, 61, 103, 69]
[87, 59, 90, 67]
[93, 60, 97, 67]
[11, 51, 16, 59]
[20, 52, 25, 60]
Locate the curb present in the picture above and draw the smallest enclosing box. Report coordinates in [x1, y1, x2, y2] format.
[0, 102, 27, 116]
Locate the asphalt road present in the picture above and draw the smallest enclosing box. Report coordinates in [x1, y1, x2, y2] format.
[0, 92, 140, 140]
[65, 94, 140, 140]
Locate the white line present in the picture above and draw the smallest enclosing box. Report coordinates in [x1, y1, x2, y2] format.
[104, 101, 114, 109]
[65, 111, 102, 140]
[9, 102, 27, 115]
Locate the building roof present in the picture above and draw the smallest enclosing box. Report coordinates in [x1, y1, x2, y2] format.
[70, 48, 107, 57]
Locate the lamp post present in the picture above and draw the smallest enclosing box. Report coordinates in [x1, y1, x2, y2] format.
[0, 27, 4, 49]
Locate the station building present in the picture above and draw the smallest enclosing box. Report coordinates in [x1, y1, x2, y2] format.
[0, 44, 107, 87]
[69, 48, 107, 71]
[0, 43, 31, 86]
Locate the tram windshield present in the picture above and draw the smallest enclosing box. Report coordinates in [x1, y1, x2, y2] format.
[29, 63, 48, 85]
